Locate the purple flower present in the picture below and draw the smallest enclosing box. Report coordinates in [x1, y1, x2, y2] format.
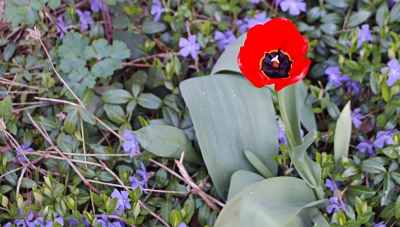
[357, 136, 375, 155]
[178, 223, 187, 227]
[326, 197, 346, 213]
[111, 189, 131, 215]
[56, 15, 67, 40]
[236, 18, 249, 34]
[248, 12, 270, 28]
[14, 142, 34, 163]
[250, 0, 264, 3]
[325, 66, 347, 87]
[345, 79, 361, 95]
[214, 31, 237, 50]
[76, 10, 94, 31]
[90, 0, 103, 12]
[130, 162, 151, 194]
[277, 124, 287, 145]
[351, 108, 365, 128]
[122, 130, 140, 158]
[69, 216, 90, 227]
[381, 58, 400, 86]
[375, 221, 386, 227]
[13, 209, 35, 227]
[389, 1, 397, 8]
[3, 223, 12, 227]
[95, 214, 124, 227]
[325, 179, 340, 192]
[33, 212, 64, 227]
[278, 0, 306, 16]
[358, 24, 372, 48]
[179, 35, 201, 60]
[373, 130, 396, 148]
[151, 0, 165, 22]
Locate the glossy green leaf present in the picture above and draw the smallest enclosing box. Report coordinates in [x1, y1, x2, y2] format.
[142, 21, 167, 34]
[103, 104, 127, 124]
[180, 74, 278, 200]
[78, 109, 96, 125]
[215, 177, 330, 227]
[20, 177, 37, 188]
[101, 89, 134, 104]
[347, 11, 371, 27]
[348, 185, 376, 198]
[298, 82, 317, 132]
[65, 109, 78, 134]
[390, 2, 400, 23]
[227, 170, 264, 201]
[243, 150, 273, 178]
[376, 2, 389, 27]
[137, 93, 163, 109]
[133, 125, 203, 165]
[360, 159, 387, 174]
[334, 101, 351, 172]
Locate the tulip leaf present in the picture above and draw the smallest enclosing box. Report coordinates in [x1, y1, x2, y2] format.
[334, 101, 352, 172]
[133, 125, 203, 165]
[243, 150, 274, 178]
[210, 34, 245, 75]
[215, 177, 330, 227]
[227, 170, 264, 201]
[180, 74, 278, 200]
[298, 81, 317, 132]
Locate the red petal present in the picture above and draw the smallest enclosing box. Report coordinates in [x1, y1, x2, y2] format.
[274, 58, 311, 91]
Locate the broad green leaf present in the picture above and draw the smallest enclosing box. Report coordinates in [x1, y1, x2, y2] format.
[180, 74, 278, 200]
[101, 89, 134, 104]
[142, 21, 167, 34]
[243, 150, 273, 178]
[376, 2, 389, 27]
[390, 2, 400, 23]
[360, 159, 387, 173]
[162, 106, 179, 127]
[91, 58, 120, 78]
[79, 109, 96, 125]
[320, 23, 338, 35]
[215, 177, 329, 227]
[133, 125, 203, 165]
[103, 104, 127, 124]
[65, 109, 78, 134]
[227, 170, 264, 201]
[160, 201, 173, 223]
[348, 185, 376, 199]
[93, 145, 116, 160]
[20, 177, 37, 188]
[334, 101, 351, 172]
[137, 93, 163, 109]
[48, 0, 61, 9]
[3, 43, 16, 61]
[347, 11, 371, 27]
[0, 95, 13, 121]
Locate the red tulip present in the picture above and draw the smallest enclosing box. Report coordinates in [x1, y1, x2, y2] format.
[237, 18, 311, 91]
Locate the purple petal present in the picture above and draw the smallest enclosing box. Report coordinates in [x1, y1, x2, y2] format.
[123, 130, 135, 141]
[178, 38, 190, 48]
[188, 35, 197, 44]
[388, 58, 399, 69]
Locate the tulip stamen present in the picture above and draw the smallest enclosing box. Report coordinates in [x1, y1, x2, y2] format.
[271, 55, 280, 68]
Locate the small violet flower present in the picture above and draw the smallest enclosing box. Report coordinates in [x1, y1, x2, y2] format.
[3, 223, 12, 227]
[33, 212, 64, 227]
[325, 66, 347, 87]
[214, 30, 237, 50]
[122, 130, 140, 158]
[178, 223, 187, 227]
[325, 179, 340, 192]
[236, 18, 249, 34]
[358, 24, 372, 48]
[14, 209, 35, 226]
[130, 161, 151, 194]
[95, 213, 124, 227]
[250, 0, 264, 3]
[351, 108, 365, 128]
[111, 189, 132, 215]
[90, 0, 103, 13]
[277, 124, 287, 145]
[179, 35, 201, 60]
[344, 79, 361, 95]
[373, 130, 396, 148]
[248, 12, 270, 28]
[76, 10, 94, 31]
[69, 216, 90, 227]
[374, 221, 386, 227]
[381, 58, 400, 86]
[326, 197, 346, 214]
[357, 136, 375, 155]
[14, 142, 34, 163]
[56, 15, 67, 40]
[278, 0, 306, 16]
[151, 0, 165, 22]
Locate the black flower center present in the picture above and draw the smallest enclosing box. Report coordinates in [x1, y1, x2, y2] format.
[260, 49, 293, 79]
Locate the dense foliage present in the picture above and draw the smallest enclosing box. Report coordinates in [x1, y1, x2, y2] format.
[1, 0, 400, 226]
